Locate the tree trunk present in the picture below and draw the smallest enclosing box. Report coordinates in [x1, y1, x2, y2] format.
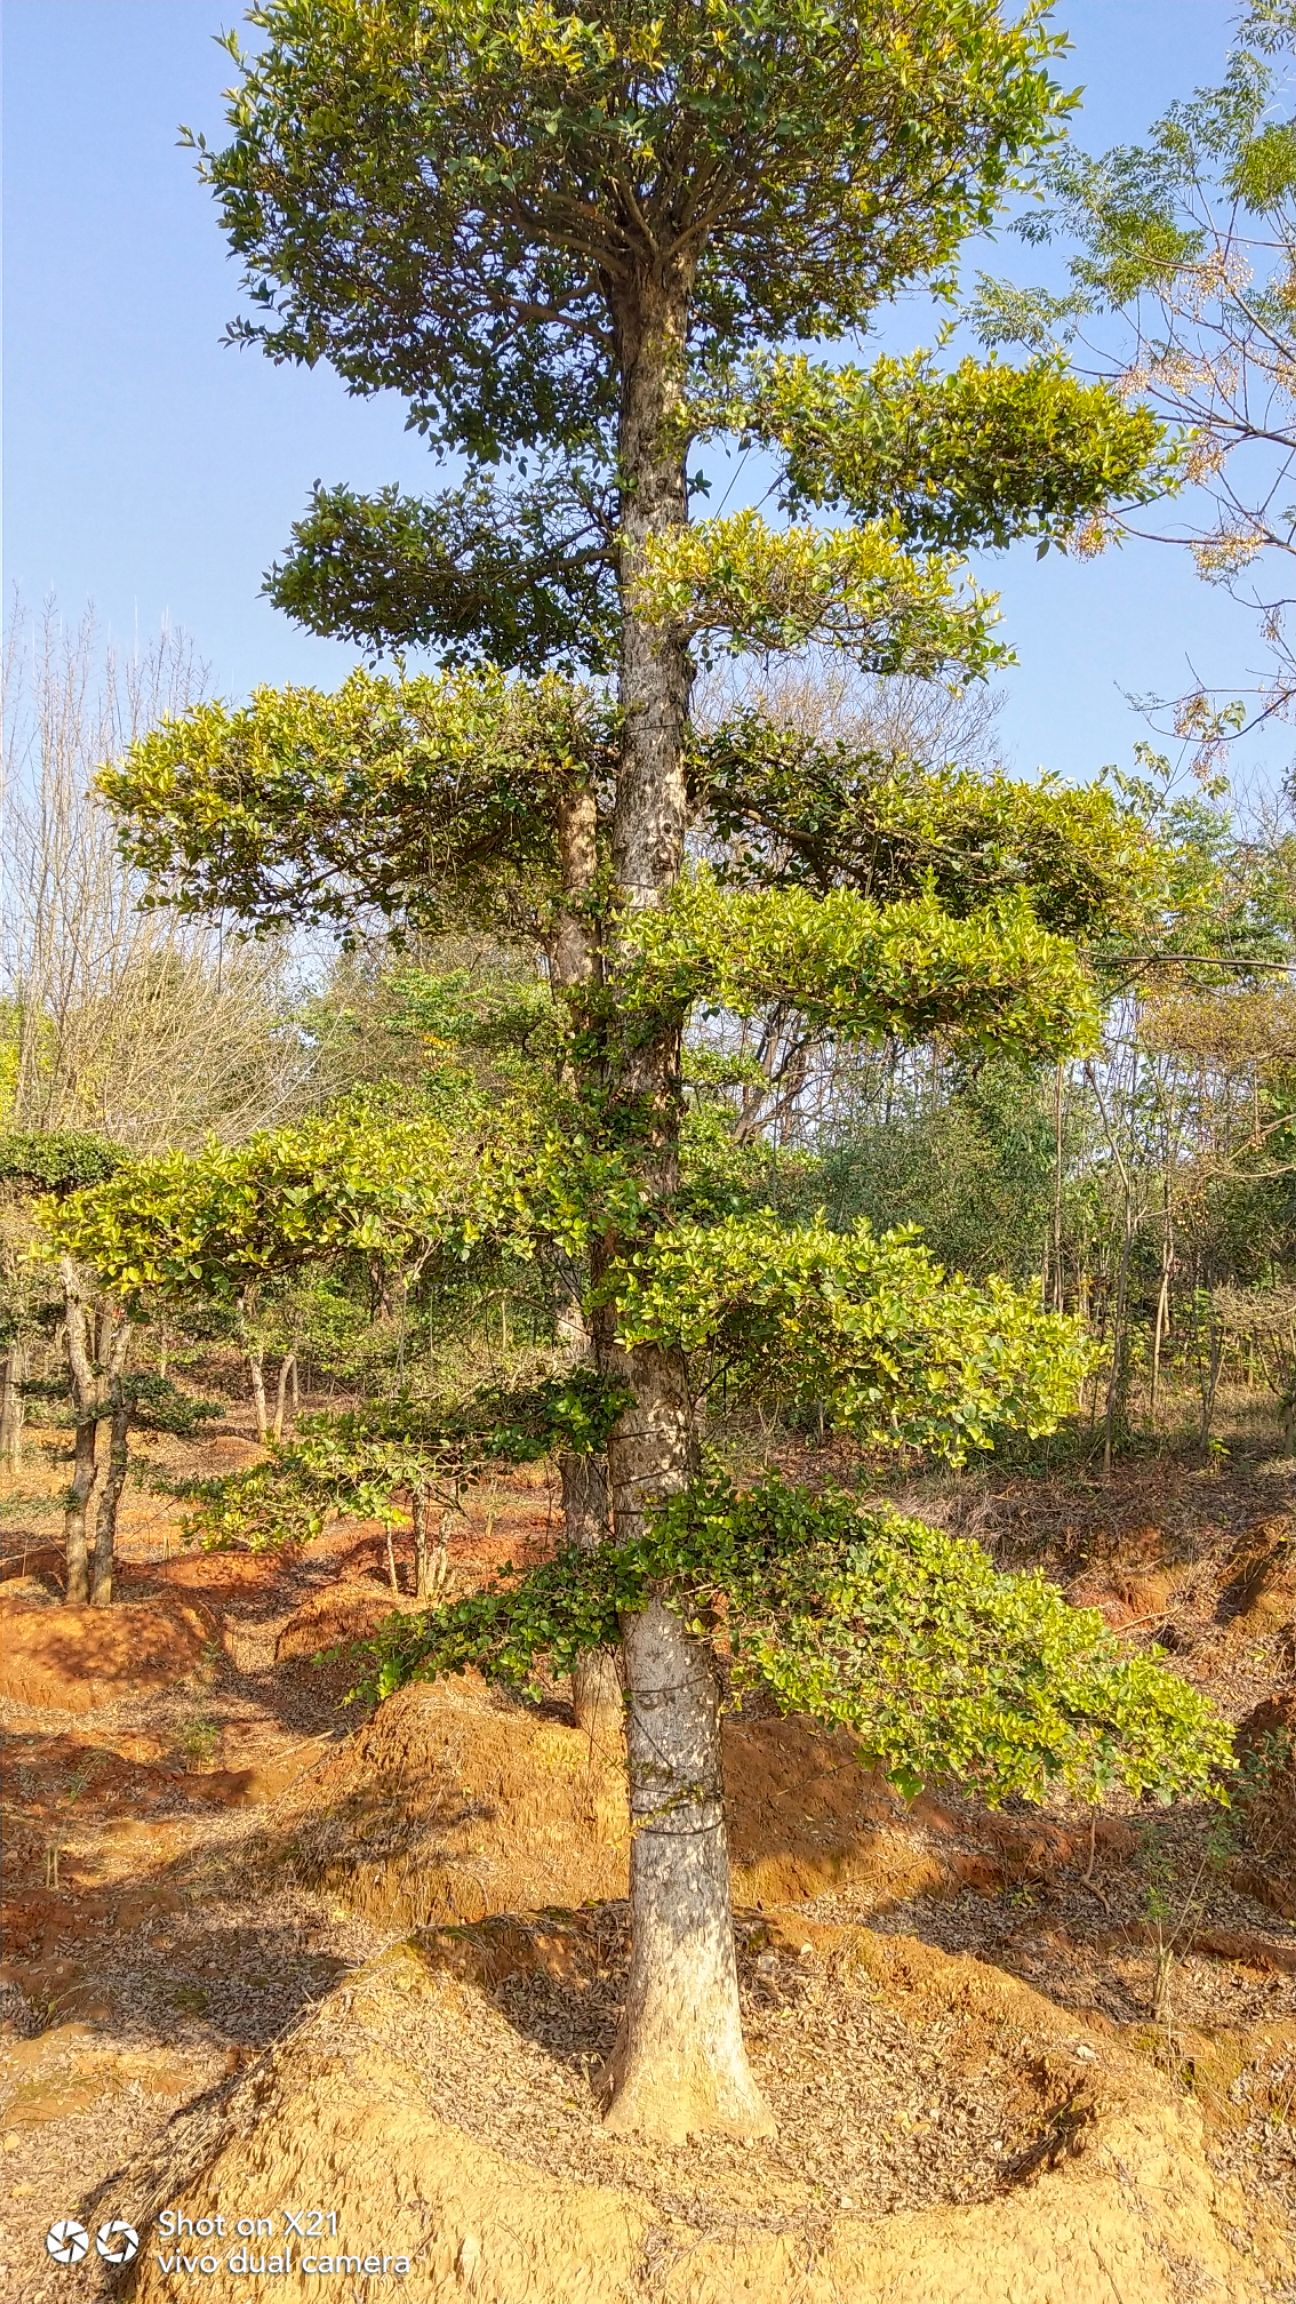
[247, 1347, 268, 1442]
[90, 1322, 132, 1608]
[598, 1589, 773, 2141]
[561, 1448, 622, 1729]
[65, 1415, 98, 1605]
[412, 1492, 449, 1601]
[60, 1258, 100, 1604]
[551, 781, 622, 1729]
[272, 1350, 297, 1441]
[0, 1338, 26, 1475]
[595, 266, 772, 2138]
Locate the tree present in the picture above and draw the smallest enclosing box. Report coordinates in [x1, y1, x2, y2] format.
[970, 0, 1296, 749]
[100, 0, 1213, 2140]
[1, 595, 313, 1151]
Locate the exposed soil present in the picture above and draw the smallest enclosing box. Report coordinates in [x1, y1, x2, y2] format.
[2, 1420, 1295, 2300]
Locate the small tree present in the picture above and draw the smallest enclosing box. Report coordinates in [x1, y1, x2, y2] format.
[91, 0, 1225, 2141]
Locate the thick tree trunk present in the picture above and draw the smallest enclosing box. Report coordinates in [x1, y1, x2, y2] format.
[599, 1593, 774, 2141]
[90, 1327, 132, 1608]
[0, 1338, 26, 1475]
[60, 1258, 100, 1605]
[595, 266, 772, 2138]
[64, 1416, 98, 1605]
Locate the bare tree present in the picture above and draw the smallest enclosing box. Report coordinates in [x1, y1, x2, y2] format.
[1, 592, 314, 1151]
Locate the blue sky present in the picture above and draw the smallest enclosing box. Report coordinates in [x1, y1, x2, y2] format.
[3, 0, 1280, 788]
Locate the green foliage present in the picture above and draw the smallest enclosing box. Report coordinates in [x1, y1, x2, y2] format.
[608, 1211, 1093, 1459]
[0, 1132, 125, 1196]
[99, 667, 616, 940]
[198, 0, 1067, 462]
[694, 714, 1163, 939]
[125, 1373, 224, 1438]
[180, 1371, 627, 1550]
[625, 868, 1101, 1059]
[368, 1474, 1231, 1807]
[267, 475, 617, 674]
[739, 349, 1169, 550]
[632, 511, 1006, 676]
[43, 1088, 511, 1305]
[806, 1059, 1060, 1285]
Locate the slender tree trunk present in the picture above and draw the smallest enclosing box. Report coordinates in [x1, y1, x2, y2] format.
[90, 1321, 132, 1607]
[272, 1350, 297, 1441]
[596, 267, 772, 2140]
[60, 1259, 104, 1604]
[562, 1446, 622, 1728]
[247, 1347, 268, 1442]
[411, 1492, 449, 1601]
[0, 1338, 26, 1474]
[551, 783, 622, 1729]
[65, 1416, 98, 1604]
[1150, 1200, 1174, 1423]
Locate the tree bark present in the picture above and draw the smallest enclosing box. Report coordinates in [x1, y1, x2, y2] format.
[562, 1447, 622, 1729]
[0, 1338, 26, 1475]
[272, 1350, 297, 1441]
[412, 1492, 449, 1601]
[598, 1590, 773, 2141]
[550, 781, 622, 1729]
[247, 1347, 269, 1442]
[595, 263, 771, 2140]
[60, 1258, 101, 1605]
[90, 1321, 132, 1607]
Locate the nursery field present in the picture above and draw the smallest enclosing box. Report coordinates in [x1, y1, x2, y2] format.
[2, 1405, 1295, 2302]
[10, 2, 1296, 2299]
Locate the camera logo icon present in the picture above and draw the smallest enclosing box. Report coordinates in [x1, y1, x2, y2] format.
[45, 2220, 89, 2264]
[96, 2221, 141, 2264]
[44, 2216, 140, 2266]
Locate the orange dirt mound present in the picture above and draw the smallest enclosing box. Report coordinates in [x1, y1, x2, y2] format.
[103, 1916, 1276, 2304]
[280, 1678, 1079, 1929]
[0, 1591, 217, 1712]
[143, 1552, 285, 1601]
[1233, 1692, 1296, 1916]
[1220, 1517, 1296, 1635]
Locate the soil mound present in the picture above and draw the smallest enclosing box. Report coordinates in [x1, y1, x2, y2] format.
[145, 1553, 284, 1601]
[279, 1678, 1147, 1928]
[1233, 1693, 1296, 1916]
[280, 1679, 966, 1926]
[0, 1591, 217, 1713]
[1220, 1517, 1296, 1635]
[101, 1915, 1274, 2304]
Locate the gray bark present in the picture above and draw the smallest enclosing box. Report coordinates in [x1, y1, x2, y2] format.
[90, 1323, 132, 1608]
[598, 1594, 774, 2141]
[272, 1350, 297, 1441]
[595, 269, 772, 2138]
[247, 1346, 269, 1442]
[61, 1258, 99, 1605]
[0, 1339, 26, 1475]
[550, 782, 622, 1729]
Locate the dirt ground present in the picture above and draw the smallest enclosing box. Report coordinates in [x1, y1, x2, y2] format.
[2, 1414, 1295, 2301]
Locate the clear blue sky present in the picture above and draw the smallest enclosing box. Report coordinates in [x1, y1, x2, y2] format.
[3, 0, 1278, 788]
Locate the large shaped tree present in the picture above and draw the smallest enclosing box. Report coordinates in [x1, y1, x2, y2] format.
[96, 0, 1218, 2140]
